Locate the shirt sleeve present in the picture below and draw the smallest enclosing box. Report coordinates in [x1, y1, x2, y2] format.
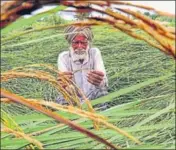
[57, 52, 69, 72]
[94, 48, 108, 88]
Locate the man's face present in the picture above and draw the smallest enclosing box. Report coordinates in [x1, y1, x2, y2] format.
[70, 34, 89, 62]
[71, 34, 88, 52]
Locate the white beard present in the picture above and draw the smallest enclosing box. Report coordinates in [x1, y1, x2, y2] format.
[70, 45, 90, 62]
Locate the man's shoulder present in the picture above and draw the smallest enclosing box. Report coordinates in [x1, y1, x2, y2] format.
[90, 47, 101, 55]
[91, 47, 100, 51]
[58, 50, 70, 59]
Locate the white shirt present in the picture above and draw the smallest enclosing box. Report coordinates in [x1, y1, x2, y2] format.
[57, 47, 108, 97]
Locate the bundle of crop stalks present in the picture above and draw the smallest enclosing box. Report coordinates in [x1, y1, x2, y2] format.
[1, 64, 95, 109]
[1, 64, 143, 149]
[1, 0, 175, 149]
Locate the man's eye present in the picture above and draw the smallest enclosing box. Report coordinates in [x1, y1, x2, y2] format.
[82, 42, 88, 44]
[72, 41, 88, 45]
[72, 41, 79, 44]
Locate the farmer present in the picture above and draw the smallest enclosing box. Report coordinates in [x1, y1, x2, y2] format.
[56, 25, 108, 105]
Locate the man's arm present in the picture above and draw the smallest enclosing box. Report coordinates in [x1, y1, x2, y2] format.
[87, 48, 108, 87]
[94, 48, 108, 87]
[58, 52, 69, 72]
[57, 52, 73, 88]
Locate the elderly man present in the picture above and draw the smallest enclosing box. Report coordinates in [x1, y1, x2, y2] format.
[57, 25, 108, 104]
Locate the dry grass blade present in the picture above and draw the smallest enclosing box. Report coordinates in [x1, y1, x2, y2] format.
[116, 8, 175, 40]
[1, 89, 118, 149]
[167, 27, 175, 34]
[65, 76, 101, 129]
[1, 126, 43, 149]
[87, 18, 170, 56]
[20, 98, 107, 121]
[111, 1, 175, 18]
[11, 64, 60, 74]
[104, 8, 136, 26]
[4, 98, 98, 137]
[64, 0, 174, 19]
[1, 23, 92, 43]
[1, 2, 32, 21]
[1, 65, 97, 113]
[36, 100, 141, 145]
[1, 70, 75, 105]
[28, 119, 83, 136]
[155, 10, 175, 18]
[58, 71, 103, 129]
[38, 100, 142, 144]
[65, 3, 175, 58]
[138, 22, 175, 56]
[1, 97, 141, 145]
[1, 0, 175, 28]
[73, 17, 171, 57]
[1, 71, 55, 81]
[1, 109, 23, 132]
[28, 124, 65, 136]
[1, 24, 68, 43]
[92, 7, 175, 57]
[1, 1, 34, 28]
[73, 68, 89, 74]
[116, 8, 175, 57]
[71, 0, 109, 7]
[61, 73, 99, 129]
[66, 4, 136, 27]
[1, 98, 11, 103]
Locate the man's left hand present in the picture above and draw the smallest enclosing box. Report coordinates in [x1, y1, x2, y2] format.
[87, 70, 104, 86]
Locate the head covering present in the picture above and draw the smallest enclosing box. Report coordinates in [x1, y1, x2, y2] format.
[64, 25, 94, 43]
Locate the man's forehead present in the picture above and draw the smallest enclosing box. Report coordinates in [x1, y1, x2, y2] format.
[73, 34, 88, 41]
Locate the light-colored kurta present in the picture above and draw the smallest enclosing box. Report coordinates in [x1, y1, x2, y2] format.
[57, 47, 108, 101]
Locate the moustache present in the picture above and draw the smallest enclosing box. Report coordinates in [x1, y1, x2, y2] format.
[74, 49, 86, 55]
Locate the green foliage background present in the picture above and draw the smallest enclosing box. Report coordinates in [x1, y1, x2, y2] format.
[1, 7, 175, 149]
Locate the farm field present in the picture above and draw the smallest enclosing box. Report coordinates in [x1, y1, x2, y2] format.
[1, 5, 175, 149]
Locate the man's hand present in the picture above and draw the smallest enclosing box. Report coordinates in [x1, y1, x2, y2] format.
[87, 70, 104, 86]
[58, 72, 73, 80]
[57, 72, 73, 88]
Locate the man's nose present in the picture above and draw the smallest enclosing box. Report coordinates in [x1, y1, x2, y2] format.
[77, 43, 84, 48]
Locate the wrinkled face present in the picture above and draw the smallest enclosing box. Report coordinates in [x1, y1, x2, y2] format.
[71, 34, 88, 53]
[70, 34, 89, 62]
